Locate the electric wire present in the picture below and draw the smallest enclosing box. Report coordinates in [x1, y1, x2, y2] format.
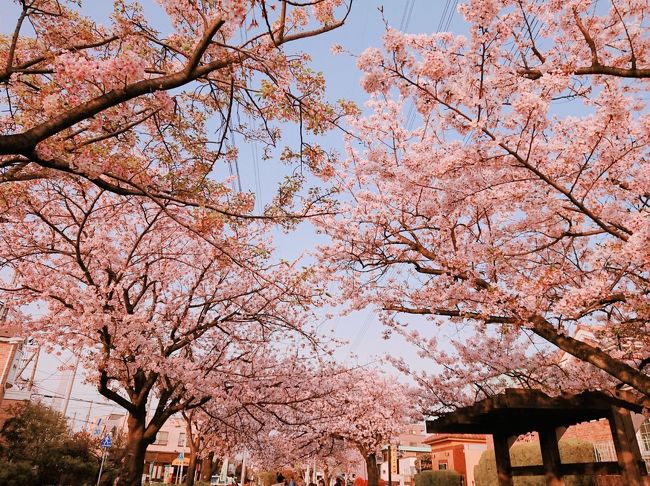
[251, 122, 263, 214]
[404, 0, 456, 132]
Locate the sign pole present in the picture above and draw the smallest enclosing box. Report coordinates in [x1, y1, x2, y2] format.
[176, 434, 186, 485]
[96, 434, 112, 486]
[96, 448, 107, 486]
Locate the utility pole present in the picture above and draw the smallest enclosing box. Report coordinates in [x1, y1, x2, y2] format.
[387, 445, 392, 486]
[27, 346, 40, 391]
[96, 447, 108, 486]
[62, 354, 80, 416]
[240, 451, 247, 486]
[85, 401, 94, 432]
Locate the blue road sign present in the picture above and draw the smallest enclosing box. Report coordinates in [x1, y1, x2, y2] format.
[100, 435, 112, 448]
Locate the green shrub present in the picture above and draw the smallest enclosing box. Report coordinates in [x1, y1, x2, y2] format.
[474, 439, 596, 486]
[0, 460, 37, 486]
[0, 402, 101, 485]
[414, 469, 462, 486]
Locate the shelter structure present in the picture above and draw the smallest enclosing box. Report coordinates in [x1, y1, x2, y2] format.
[425, 389, 649, 486]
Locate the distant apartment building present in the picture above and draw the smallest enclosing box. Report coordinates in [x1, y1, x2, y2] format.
[380, 423, 433, 486]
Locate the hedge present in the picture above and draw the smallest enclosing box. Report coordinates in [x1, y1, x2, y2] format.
[474, 439, 596, 486]
[414, 470, 462, 486]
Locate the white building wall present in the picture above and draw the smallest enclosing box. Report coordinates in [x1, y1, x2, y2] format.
[92, 413, 191, 455]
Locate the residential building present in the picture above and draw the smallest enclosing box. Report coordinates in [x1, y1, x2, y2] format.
[0, 326, 31, 425]
[380, 424, 432, 486]
[93, 413, 191, 483]
[423, 434, 488, 486]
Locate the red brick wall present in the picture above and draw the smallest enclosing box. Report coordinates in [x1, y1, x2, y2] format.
[507, 419, 613, 446]
[0, 398, 24, 429]
[0, 340, 28, 429]
[564, 419, 612, 443]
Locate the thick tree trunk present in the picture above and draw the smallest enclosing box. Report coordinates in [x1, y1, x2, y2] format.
[200, 452, 215, 481]
[117, 411, 151, 486]
[366, 454, 379, 486]
[185, 444, 198, 486]
[530, 315, 650, 403]
[211, 458, 222, 478]
[324, 465, 331, 486]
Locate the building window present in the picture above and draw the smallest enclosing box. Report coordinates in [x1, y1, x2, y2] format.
[640, 420, 650, 453]
[178, 432, 186, 447]
[593, 442, 616, 462]
[153, 431, 169, 446]
[438, 463, 447, 470]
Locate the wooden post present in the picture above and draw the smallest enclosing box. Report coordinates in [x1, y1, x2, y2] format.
[493, 434, 515, 486]
[608, 406, 646, 486]
[539, 428, 565, 486]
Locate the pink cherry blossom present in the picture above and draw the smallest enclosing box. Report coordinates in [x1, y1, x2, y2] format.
[318, 0, 650, 409]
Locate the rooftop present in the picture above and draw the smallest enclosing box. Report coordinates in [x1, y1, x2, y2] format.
[426, 389, 642, 437]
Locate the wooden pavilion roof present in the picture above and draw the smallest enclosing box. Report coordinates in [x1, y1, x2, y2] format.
[426, 388, 642, 437]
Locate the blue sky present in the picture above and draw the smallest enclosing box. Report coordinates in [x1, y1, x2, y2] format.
[1, 0, 469, 426]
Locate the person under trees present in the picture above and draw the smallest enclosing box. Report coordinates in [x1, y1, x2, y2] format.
[0, 0, 352, 217]
[318, 0, 650, 407]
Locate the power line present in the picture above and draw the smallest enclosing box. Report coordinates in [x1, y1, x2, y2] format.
[440, 0, 458, 32]
[399, 0, 416, 32]
[251, 135, 263, 214]
[33, 354, 75, 383]
[350, 267, 397, 352]
[404, 0, 457, 132]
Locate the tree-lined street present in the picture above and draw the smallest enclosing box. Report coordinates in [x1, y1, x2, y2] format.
[0, 1, 648, 485]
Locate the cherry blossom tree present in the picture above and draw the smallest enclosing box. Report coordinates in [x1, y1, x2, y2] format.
[182, 409, 226, 486]
[232, 365, 409, 486]
[0, 179, 331, 486]
[183, 361, 333, 486]
[255, 367, 411, 486]
[318, 0, 650, 405]
[314, 440, 364, 486]
[388, 326, 617, 418]
[230, 365, 357, 471]
[324, 371, 411, 486]
[181, 359, 340, 486]
[0, 0, 351, 215]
